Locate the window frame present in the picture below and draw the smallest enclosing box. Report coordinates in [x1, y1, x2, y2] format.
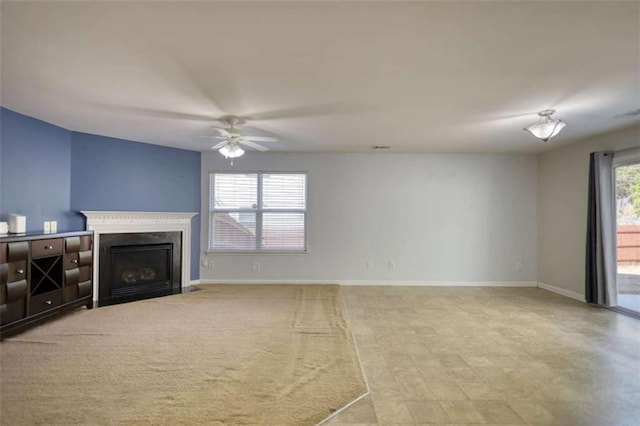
[207, 171, 308, 254]
[611, 148, 640, 317]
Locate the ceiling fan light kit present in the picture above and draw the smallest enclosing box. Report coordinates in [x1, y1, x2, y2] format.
[219, 143, 244, 159]
[523, 109, 566, 142]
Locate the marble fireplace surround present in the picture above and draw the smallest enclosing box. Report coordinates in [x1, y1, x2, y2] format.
[81, 211, 198, 303]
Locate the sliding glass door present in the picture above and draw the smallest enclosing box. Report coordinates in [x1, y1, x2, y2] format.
[614, 160, 640, 314]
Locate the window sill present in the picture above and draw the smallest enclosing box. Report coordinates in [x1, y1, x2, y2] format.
[205, 250, 308, 255]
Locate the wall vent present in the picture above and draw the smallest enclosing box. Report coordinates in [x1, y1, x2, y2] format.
[371, 146, 391, 150]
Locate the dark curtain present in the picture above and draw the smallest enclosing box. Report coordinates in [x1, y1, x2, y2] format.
[585, 152, 617, 306]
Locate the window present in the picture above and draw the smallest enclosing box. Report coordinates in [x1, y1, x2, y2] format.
[614, 151, 640, 315]
[209, 172, 307, 252]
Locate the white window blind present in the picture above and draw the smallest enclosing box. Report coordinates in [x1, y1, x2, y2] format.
[209, 172, 307, 251]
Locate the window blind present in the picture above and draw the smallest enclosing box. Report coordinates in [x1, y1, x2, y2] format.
[209, 172, 307, 251]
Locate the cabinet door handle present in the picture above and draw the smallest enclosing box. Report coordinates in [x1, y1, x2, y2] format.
[16, 269, 24, 274]
[45, 300, 52, 305]
[72, 259, 78, 264]
[44, 245, 52, 250]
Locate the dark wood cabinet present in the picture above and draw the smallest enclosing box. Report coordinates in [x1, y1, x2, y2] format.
[0, 231, 93, 339]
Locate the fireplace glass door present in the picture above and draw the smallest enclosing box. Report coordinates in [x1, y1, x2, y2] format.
[99, 232, 182, 306]
[110, 244, 172, 298]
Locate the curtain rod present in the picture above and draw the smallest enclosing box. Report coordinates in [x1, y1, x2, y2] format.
[614, 146, 640, 156]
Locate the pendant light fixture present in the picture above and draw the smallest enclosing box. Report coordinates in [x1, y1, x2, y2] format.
[523, 109, 566, 142]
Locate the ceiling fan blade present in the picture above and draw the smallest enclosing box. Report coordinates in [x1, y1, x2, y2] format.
[96, 104, 218, 122]
[210, 140, 228, 150]
[243, 135, 278, 143]
[197, 135, 227, 139]
[211, 127, 231, 137]
[239, 140, 269, 152]
[241, 124, 282, 140]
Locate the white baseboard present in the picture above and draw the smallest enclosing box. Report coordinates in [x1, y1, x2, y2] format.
[189, 279, 201, 286]
[198, 279, 538, 287]
[198, 279, 341, 285]
[342, 280, 537, 287]
[537, 282, 585, 302]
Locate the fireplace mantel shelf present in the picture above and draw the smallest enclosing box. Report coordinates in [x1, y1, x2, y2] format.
[81, 211, 197, 223]
[81, 211, 198, 302]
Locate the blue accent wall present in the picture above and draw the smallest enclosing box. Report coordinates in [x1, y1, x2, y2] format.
[70, 132, 201, 280]
[0, 107, 201, 280]
[0, 108, 74, 231]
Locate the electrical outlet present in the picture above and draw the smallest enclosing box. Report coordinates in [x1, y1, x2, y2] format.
[389, 261, 396, 270]
[208, 259, 215, 269]
[366, 260, 373, 269]
[50, 221, 57, 233]
[44, 221, 51, 233]
[252, 262, 261, 271]
[515, 261, 523, 270]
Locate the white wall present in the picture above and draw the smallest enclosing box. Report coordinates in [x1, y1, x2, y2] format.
[538, 125, 640, 297]
[200, 152, 537, 284]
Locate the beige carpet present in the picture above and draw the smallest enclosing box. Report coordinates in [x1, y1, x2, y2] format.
[0, 285, 368, 425]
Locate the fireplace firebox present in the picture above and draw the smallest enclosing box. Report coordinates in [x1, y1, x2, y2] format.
[99, 232, 181, 306]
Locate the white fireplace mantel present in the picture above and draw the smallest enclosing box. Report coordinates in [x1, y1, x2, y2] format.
[81, 211, 198, 302]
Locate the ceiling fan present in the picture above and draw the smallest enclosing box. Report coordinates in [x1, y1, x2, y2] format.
[207, 116, 278, 160]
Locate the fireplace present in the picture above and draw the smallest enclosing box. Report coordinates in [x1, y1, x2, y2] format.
[82, 211, 198, 305]
[99, 232, 182, 306]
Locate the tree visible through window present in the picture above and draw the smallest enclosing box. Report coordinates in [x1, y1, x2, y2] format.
[209, 172, 307, 251]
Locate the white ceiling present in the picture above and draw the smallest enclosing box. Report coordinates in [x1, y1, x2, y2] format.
[1, 1, 638, 154]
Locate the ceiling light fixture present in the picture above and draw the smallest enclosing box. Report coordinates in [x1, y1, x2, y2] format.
[219, 142, 245, 159]
[523, 109, 566, 142]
